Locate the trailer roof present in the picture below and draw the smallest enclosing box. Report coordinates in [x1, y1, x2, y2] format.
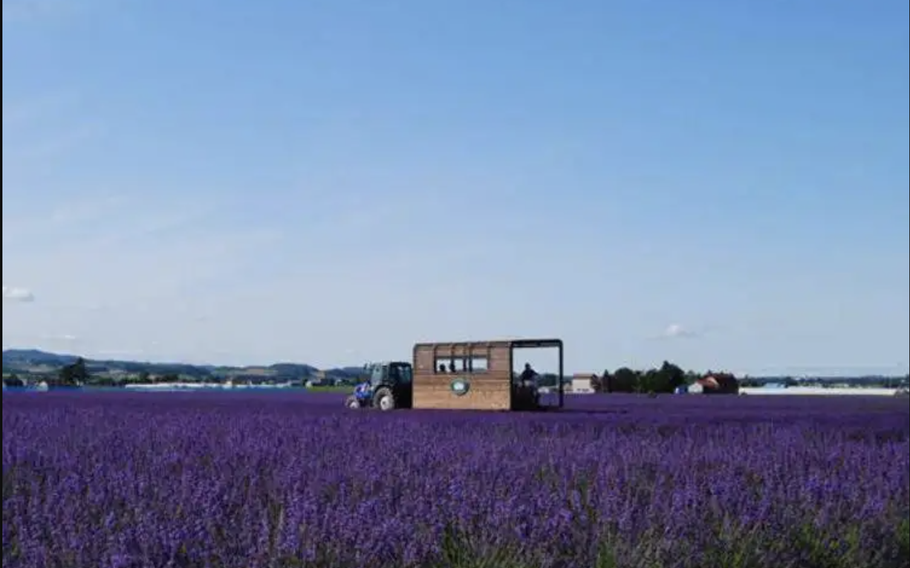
[413, 338, 563, 349]
[509, 338, 563, 349]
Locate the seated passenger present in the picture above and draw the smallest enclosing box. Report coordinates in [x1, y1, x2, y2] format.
[519, 363, 538, 387]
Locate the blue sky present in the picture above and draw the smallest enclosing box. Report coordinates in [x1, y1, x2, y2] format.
[3, 0, 908, 376]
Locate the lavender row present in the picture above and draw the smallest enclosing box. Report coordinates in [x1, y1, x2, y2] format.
[3, 392, 908, 568]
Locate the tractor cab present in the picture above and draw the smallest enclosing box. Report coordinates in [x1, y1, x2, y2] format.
[345, 361, 413, 410]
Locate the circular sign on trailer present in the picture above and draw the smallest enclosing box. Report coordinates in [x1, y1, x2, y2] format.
[450, 378, 470, 396]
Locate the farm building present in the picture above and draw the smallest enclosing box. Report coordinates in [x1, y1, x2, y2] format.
[678, 379, 713, 394]
[570, 374, 596, 394]
[677, 377, 730, 394]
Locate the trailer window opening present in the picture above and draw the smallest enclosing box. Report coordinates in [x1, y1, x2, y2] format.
[433, 356, 488, 374]
[467, 357, 488, 372]
[434, 357, 458, 373]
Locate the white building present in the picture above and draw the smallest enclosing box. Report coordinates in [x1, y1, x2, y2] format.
[571, 374, 595, 394]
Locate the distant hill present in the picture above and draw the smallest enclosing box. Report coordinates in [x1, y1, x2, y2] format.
[1, 349, 357, 383]
[2, 348, 78, 367]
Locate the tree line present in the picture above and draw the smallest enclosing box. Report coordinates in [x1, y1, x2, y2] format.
[592, 361, 739, 394]
[10, 357, 903, 394]
[529, 361, 738, 394]
[4, 358, 737, 393]
[2, 358, 184, 388]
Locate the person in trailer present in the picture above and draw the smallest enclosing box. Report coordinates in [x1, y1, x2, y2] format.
[519, 363, 539, 387]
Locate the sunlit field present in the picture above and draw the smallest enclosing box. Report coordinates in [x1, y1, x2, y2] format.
[3, 391, 908, 568]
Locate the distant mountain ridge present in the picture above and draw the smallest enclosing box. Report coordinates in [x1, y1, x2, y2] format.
[1, 349, 363, 382]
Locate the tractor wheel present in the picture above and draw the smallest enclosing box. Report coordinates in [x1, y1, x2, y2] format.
[344, 395, 362, 409]
[373, 387, 396, 411]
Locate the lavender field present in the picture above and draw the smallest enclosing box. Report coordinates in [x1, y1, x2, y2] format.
[3, 391, 909, 568]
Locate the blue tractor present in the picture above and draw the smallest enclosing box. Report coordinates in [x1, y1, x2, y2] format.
[345, 361, 413, 411]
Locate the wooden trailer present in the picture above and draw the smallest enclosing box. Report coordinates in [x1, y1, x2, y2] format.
[411, 338, 565, 411]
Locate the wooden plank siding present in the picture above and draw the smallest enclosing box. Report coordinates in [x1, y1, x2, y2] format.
[412, 342, 514, 410]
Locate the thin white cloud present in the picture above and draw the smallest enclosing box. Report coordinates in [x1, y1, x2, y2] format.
[41, 333, 78, 341]
[2, 285, 35, 302]
[662, 323, 698, 339]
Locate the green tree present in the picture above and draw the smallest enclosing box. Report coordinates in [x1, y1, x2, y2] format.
[3, 373, 25, 387]
[639, 368, 660, 393]
[58, 357, 89, 385]
[591, 371, 608, 393]
[537, 373, 558, 388]
[656, 360, 686, 392]
[71, 357, 89, 384]
[611, 367, 639, 392]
